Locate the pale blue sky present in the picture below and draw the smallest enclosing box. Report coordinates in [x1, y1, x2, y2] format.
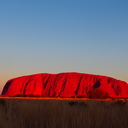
[0, 0, 128, 93]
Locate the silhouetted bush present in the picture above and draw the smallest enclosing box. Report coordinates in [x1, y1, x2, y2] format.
[71, 96, 76, 98]
[34, 95, 41, 97]
[14, 94, 41, 97]
[111, 100, 126, 107]
[68, 101, 78, 106]
[68, 101, 87, 107]
[14, 94, 24, 97]
[25, 94, 36, 97]
[79, 102, 87, 107]
[0, 99, 6, 106]
[77, 95, 86, 98]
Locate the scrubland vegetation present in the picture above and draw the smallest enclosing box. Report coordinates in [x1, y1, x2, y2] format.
[0, 98, 128, 128]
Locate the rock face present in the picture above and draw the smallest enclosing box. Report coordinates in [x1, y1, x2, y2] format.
[1, 72, 128, 98]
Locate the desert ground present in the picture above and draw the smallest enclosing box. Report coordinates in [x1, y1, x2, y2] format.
[0, 97, 128, 128]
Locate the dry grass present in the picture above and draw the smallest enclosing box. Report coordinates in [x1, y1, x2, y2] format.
[0, 98, 128, 128]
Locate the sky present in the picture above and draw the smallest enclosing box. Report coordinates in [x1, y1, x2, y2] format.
[0, 0, 128, 93]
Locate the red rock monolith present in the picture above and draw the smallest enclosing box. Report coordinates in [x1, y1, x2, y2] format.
[1, 72, 128, 98]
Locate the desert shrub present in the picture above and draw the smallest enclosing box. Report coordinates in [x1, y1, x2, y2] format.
[87, 88, 109, 99]
[68, 101, 87, 108]
[68, 101, 78, 106]
[76, 95, 86, 98]
[34, 95, 41, 97]
[71, 96, 76, 98]
[14, 94, 24, 97]
[111, 100, 126, 107]
[25, 94, 36, 97]
[14, 94, 40, 97]
[0, 99, 6, 106]
[79, 102, 87, 107]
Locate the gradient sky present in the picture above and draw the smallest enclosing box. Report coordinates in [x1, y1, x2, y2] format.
[0, 0, 128, 93]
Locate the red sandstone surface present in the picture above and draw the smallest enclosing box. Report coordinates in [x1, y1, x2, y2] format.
[1, 72, 128, 98]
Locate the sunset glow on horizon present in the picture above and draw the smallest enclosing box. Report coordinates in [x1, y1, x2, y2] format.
[0, 0, 128, 93]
